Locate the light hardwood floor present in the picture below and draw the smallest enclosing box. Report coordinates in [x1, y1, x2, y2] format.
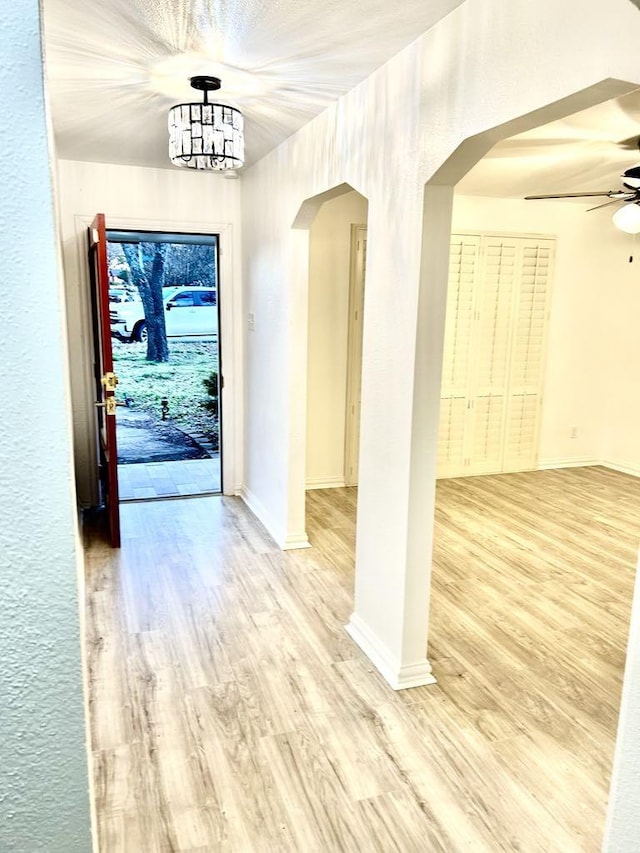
[85, 466, 640, 852]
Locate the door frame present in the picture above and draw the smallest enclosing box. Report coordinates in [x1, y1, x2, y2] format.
[344, 224, 367, 486]
[73, 214, 239, 499]
[88, 214, 121, 546]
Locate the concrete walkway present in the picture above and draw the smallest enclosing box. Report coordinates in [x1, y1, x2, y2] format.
[118, 456, 220, 500]
[116, 407, 210, 464]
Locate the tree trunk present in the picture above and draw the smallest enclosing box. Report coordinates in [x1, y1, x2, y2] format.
[122, 242, 170, 362]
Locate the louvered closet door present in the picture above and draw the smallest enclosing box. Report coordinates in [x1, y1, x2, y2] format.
[468, 238, 518, 474]
[437, 233, 554, 479]
[436, 235, 480, 478]
[503, 239, 554, 472]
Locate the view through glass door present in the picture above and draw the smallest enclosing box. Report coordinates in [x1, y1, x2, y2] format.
[106, 230, 222, 500]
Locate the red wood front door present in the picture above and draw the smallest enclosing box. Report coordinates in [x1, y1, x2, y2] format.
[88, 214, 121, 547]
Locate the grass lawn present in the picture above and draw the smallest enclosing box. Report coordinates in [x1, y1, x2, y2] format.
[113, 339, 218, 444]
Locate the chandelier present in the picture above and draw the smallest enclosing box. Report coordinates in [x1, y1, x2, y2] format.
[168, 76, 244, 171]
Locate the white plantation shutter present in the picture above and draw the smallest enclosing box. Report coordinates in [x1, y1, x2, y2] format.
[469, 238, 518, 473]
[503, 239, 553, 471]
[437, 397, 468, 475]
[470, 394, 506, 472]
[437, 236, 480, 477]
[504, 393, 539, 471]
[440, 236, 480, 390]
[437, 233, 554, 478]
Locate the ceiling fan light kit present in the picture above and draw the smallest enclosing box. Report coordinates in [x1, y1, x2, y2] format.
[612, 202, 640, 234]
[168, 76, 244, 171]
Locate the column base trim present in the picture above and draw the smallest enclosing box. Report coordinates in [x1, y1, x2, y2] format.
[237, 486, 310, 550]
[281, 533, 311, 550]
[345, 613, 437, 691]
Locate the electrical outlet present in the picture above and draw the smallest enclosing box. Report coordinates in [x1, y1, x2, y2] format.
[570, 426, 577, 439]
[248, 312, 255, 331]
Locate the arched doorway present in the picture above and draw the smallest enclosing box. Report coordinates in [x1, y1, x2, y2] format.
[417, 79, 640, 851]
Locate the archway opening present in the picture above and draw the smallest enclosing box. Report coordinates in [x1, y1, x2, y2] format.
[292, 182, 369, 561]
[419, 80, 640, 850]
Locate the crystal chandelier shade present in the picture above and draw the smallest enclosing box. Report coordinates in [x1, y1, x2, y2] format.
[168, 77, 244, 171]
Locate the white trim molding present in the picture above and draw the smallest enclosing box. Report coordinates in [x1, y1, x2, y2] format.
[537, 458, 640, 478]
[237, 486, 310, 550]
[237, 485, 282, 545]
[345, 613, 437, 691]
[281, 532, 312, 550]
[305, 476, 346, 490]
[537, 457, 599, 470]
[602, 460, 640, 478]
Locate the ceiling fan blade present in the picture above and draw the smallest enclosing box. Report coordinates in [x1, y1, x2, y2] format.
[617, 135, 640, 151]
[586, 196, 635, 212]
[525, 191, 622, 200]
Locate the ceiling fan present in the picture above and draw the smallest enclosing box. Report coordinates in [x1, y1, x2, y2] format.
[524, 137, 640, 233]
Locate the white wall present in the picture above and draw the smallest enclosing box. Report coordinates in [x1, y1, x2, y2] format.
[56, 160, 243, 504]
[241, 0, 640, 685]
[600, 238, 640, 474]
[604, 551, 640, 853]
[306, 190, 368, 488]
[452, 194, 640, 474]
[0, 3, 92, 849]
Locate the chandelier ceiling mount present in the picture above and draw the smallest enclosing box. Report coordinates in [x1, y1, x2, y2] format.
[189, 76, 222, 97]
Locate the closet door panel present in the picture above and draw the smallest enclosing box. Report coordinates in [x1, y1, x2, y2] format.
[469, 238, 517, 474]
[504, 392, 539, 471]
[503, 240, 554, 472]
[436, 233, 554, 479]
[437, 235, 480, 478]
[437, 396, 469, 477]
[470, 394, 506, 472]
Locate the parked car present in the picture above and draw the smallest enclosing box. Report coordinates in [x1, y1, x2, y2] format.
[108, 287, 137, 304]
[110, 286, 218, 342]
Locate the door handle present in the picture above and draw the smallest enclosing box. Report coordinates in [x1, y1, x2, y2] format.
[95, 398, 121, 416]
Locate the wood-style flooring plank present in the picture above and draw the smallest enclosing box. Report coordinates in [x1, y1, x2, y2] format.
[84, 466, 640, 851]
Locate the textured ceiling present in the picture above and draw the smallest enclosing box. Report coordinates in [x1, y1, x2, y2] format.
[457, 89, 640, 199]
[42, 0, 463, 170]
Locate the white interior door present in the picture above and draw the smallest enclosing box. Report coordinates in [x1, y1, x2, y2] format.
[344, 226, 367, 486]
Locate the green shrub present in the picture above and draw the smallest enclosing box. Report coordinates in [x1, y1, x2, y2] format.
[203, 371, 219, 420]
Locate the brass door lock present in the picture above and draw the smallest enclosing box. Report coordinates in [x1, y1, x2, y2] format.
[101, 372, 119, 391]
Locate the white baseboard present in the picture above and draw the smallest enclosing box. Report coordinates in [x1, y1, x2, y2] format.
[602, 460, 640, 478]
[237, 485, 283, 547]
[537, 457, 640, 478]
[537, 457, 599, 470]
[345, 613, 437, 691]
[281, 533, 312, 550]
[237, 485, 310, 550]
[305, 476, 346, 490]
